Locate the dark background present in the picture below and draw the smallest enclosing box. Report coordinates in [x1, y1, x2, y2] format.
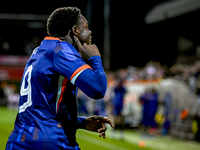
[0, 0, 200, 70]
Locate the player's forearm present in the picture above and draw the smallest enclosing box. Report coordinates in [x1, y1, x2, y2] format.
[76, 56, 107, 99]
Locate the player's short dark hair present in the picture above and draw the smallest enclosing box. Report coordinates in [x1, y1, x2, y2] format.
[47, 7, 81, 37]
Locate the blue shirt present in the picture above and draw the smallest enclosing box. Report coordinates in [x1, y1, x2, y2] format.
[6, 37, 107, 149]
[112, 86, 126, 107]
[112, 86, 126, 115]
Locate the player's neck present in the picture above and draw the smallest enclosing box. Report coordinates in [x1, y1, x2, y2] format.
[57, 30, 74, 46]
[58, 35, 73, 45]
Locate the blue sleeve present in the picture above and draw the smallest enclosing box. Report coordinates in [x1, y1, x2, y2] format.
[77, 116, 86, 129]
[53, 42, 107, 99]
[53, 43, 91, 81]
[75, 56, 107, 99]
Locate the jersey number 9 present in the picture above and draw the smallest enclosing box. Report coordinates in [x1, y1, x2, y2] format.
[19, 65, 33, 113]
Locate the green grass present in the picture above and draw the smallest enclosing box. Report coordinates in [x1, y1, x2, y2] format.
[1, 107, 200, 150]
[0, 107, 149, 150]
[76, 130, 151, 150]
[123, 130, 200, 150]
[0, 107, 17, 150]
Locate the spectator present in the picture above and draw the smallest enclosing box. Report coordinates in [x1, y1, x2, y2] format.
[140, 88, 158, 133]
[162, 92, 172, 135]
[111, 79, 126, 139]
[7, 89, 19, 110]
[0, 82, 6, 106]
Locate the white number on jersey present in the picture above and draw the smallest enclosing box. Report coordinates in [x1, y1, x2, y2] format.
[19, 65, 33, 113]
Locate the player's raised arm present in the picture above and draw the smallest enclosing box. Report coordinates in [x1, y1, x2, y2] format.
[73, 36, 107, 99]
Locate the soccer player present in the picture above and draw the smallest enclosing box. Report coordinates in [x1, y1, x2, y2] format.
[6, 7, 113, 150]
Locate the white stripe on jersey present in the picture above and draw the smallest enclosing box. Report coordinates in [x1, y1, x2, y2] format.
[55, 75, 65, 113]
[70, 69, 86, 85]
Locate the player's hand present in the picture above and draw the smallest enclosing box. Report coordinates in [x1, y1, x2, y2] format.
[84, 115, 114, 139]
[73, 36, 101, 60]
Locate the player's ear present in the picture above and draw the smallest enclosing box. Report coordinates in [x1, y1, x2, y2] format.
[72, 26, 79, 36]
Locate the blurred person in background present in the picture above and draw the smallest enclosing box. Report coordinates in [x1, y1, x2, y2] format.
[111, 79, 126, 139]
[0, 82, 6, 106]
[145, 62, 156, 80]
[140, 88, 158, 134]
[7, 86, 20, 110]
[162, 92, 172, 135]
